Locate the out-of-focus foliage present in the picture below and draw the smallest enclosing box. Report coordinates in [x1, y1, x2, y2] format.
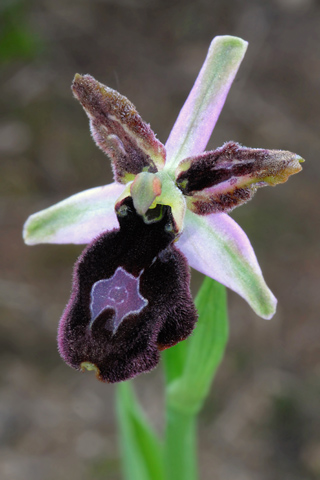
[0, 0, 43, 62]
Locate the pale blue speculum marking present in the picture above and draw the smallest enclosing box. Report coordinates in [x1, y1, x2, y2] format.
[89, 267, 148, 333]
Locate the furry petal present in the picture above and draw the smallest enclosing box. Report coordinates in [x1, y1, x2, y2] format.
[176, 141, 304, 214]
[23, 182, 124, 245]
[176, 209, 277, 319]
[72, 74, 166, 183]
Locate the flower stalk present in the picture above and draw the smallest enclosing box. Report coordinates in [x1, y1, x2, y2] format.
[164, 408, 197, 480]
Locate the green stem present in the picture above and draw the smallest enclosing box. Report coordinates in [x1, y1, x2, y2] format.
[165, 406, 197, 480]
[163, 278, 228, 480]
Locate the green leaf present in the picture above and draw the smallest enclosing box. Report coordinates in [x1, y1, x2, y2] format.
[162, 338, 188, 384]
[166, 277, 229, 415]
[116, 382, 165, 480]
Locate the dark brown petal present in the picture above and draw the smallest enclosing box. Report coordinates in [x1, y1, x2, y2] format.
[176, 141, 303, 214]
[72, 74, 166, 183]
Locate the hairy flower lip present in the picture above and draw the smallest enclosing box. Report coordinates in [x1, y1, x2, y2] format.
[58, 197, 197, 383]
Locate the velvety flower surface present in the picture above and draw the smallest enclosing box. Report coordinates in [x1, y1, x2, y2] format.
[59, 197, 197, 383]
[23, 36, 303, 382]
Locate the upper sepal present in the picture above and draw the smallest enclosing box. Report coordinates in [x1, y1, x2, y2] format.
[72, 74, 166, 184]
[165, 36, 248, 169]
[175, 141, 303, 215]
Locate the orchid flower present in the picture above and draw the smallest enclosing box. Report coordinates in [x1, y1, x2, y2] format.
[23, 36, 303, 383]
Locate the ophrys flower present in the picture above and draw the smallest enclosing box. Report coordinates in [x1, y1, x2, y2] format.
[23, 36, 303, 382]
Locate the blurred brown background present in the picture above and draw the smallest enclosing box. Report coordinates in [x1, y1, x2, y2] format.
[1, 0, 319, 479]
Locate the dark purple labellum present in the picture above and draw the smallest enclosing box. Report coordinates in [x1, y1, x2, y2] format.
[58, 198, 197, 383]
